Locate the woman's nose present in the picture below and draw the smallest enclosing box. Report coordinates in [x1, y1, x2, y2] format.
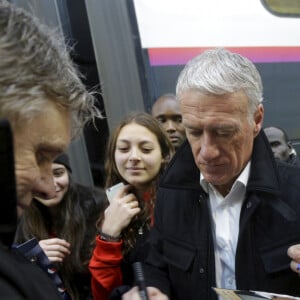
[129, 148, 141, 161]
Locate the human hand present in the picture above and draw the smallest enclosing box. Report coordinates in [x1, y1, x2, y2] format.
[102, 184, 140, 237]
[39, 238, 71, 263]
[287, 244, 300, 274]
[122, 286, 169, 300]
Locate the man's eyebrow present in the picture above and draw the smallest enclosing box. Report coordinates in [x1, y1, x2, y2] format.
[213, 124, 237, 130]
[155, 114, 166, 118]
[156, 113, 181, 118]
[37, 143, 68, 155]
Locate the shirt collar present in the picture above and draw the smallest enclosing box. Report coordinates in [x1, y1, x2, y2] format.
[200, 161, 251, 194]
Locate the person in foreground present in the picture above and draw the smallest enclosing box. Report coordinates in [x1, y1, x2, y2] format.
[89, 112, 174, 299]
[123, 48, 300, 300]
[14, 153, 106, 300]
[151, 93, 186, 150]
[0, 2, 101, 299]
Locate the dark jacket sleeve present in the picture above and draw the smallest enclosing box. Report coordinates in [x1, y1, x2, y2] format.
[0, 247, 62, 300]
[144, 188, 172, 297]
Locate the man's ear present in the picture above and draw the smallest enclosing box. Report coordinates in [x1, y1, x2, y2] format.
[287, 141, 294, 154]
[253, 104, 264, 137]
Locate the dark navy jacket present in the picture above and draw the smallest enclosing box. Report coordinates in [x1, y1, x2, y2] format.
[0, 244, 63, 299]
[145, 132, 300, 300]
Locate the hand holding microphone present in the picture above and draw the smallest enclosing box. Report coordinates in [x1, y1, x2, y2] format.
[132, 261, 149, 300]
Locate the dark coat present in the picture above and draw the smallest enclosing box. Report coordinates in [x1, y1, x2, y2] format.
[145, 132, 300, 300]
[287, 153, 300, 167]
[0, 244, 62, 300]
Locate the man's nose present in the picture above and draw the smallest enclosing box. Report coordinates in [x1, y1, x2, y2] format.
[165, 120, 176, 132]
[200, 134, 220, 161]
[33, 168, 56, 199]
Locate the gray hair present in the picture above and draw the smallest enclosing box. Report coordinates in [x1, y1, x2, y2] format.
[176, 48, 263, 120]
[0, 2, 102, 137]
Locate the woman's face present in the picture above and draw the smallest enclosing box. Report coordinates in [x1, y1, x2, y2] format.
[34, 163, 69, 207]
[114, 123, 163, 189]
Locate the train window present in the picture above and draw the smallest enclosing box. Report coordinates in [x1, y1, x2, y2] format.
[261, 0, 300, 17]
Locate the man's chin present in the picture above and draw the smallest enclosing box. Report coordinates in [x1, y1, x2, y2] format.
[171, 140, 181, 149]
[16, 202, 28, 217]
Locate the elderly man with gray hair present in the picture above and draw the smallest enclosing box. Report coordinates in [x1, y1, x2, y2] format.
[0, 2, 102, 299]
[123, 48, 300, 300]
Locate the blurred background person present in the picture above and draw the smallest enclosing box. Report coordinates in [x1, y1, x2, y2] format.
[264, 126, 300, 166]
[14, 153, 106, 300]
[0, 2, 101, 217]
[151, 93, 186, 150]
[0, 2, 101, 299]
[89, 112, 174, 300]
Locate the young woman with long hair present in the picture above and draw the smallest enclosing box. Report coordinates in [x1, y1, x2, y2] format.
[14, 153, 106, 300]
[89, 112, 174, 299]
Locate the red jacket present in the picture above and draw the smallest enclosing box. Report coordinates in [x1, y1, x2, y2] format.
[89, 236, 123, 300]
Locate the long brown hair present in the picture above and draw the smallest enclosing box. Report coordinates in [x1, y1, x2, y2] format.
[14, 172, 105, 300]
[99, 112, 174, 254]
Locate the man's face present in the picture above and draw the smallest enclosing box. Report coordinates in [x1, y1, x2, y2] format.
[152, 97, 186, 150]
[180, 90, 263, 196]
[13, 101, 71, 216]
[263, 127, 291, 162]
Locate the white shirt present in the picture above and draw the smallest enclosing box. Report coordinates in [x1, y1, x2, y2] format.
[200, 161, 251, 290]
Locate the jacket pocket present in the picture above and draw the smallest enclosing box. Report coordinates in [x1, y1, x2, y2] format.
[163, 237, 196, 271]
[259, 235, 300, 274]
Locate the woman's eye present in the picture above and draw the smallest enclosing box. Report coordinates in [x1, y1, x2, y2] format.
[116, 144, 129, 152]
[142, 148, 152, 153]
[53, 170, 65, 177]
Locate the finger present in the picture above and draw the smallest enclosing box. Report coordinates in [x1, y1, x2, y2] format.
[114, 183, 131, 198]
[122, 287, 140, 300]
[128, 207, 141, 217]
[42, 238, 71, 248]
[287, 244, 300, 260]
[290, 260, 300, 273]
[119, 193, 136, 204]
[126, 200, 139, 209]
[45, 249, 67, 257]
[39, 241, 70, 251]
[45, 252, 65, 262]
[39, 242, 71, 255]
[147, 287, 170, 299]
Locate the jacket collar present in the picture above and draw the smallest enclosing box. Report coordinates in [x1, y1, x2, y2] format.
[247, 131, 281, 195]
[160, 131, 281, 197]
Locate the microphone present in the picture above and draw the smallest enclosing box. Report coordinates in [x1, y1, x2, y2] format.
[132, 261, 149, 300]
